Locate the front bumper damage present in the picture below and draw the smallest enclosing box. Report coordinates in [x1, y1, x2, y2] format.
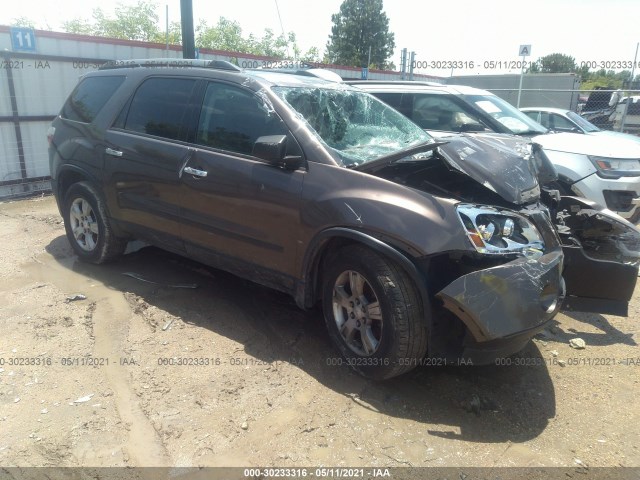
[435, 250, 565, 364]
[572, 173, 640, 221]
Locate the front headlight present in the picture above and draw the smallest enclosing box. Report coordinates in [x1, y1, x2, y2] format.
[589, 156, 640, 178]
[456, 204, 545, 256]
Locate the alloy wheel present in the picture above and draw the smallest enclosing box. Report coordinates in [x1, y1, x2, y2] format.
[332, 270, 383, 356]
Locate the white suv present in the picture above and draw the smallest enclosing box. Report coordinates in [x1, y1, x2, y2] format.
[350, 81, 640, 222]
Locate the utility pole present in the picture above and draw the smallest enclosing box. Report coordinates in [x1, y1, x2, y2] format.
[180, 0, 195, 59]
[165, 5, 169, 56]
[620, 42, 639, 133]
[400, 48, 407, 80]
[409, 51, 415, 81]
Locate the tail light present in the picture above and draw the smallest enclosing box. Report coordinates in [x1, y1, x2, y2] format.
[47, 126, 55, 147]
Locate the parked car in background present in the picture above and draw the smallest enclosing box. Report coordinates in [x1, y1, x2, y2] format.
[521, 106, 640, 143]
[611, 96, 640, 135]
[49, 61, 640, 379]
[350, 81, 640, 222]
[579, 87, 616, 129]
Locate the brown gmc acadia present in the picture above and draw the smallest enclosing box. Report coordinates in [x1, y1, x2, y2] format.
[48, 60, 640, 379]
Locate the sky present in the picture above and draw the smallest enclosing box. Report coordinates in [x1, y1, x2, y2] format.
[2, 0, 640, 76]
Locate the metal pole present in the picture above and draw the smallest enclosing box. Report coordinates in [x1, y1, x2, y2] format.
[620, 42, 639, 133]
[180, 0, 196, 59]
[367, 45, 371, 69]
[516, 55, 525, 107]
[409, 51, 415, 81]
[165, 5, 169, 56]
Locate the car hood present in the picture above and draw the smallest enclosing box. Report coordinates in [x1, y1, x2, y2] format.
[426, 132, 541, 204]
[591, 130, 640, 145]
[532, 131, 640, 158]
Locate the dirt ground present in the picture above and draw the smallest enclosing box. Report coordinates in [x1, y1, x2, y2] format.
[0, 195, 639, 471]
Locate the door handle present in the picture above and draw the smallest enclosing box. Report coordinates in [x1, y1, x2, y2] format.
[183, 166, 208, 178]
[105, 147, 123, 157]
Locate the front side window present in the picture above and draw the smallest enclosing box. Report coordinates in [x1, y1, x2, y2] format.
[61, 76, 125, 123]
[523, 111, 541, 123]
[410, 94, 487, 132]
[196, 82, 290, 156]
[122, 77, 197, 140]
[549, 113, 577, 131]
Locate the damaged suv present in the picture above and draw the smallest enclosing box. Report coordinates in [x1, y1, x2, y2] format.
[49, 60, 639, 380]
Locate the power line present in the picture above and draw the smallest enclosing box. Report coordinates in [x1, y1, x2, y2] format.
[273, 0, 289, 57]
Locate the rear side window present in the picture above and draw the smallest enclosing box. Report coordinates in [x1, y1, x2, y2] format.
[121, 77, 197, 141]
[61, 76, 125, 123]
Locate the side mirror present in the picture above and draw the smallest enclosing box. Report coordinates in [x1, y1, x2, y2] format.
[253, 135, 287, 162]
[252, 135, 303, 170]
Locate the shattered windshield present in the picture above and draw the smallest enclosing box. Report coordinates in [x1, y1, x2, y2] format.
[273, 86, 432, 166]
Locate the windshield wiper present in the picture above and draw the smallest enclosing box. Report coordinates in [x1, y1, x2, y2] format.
[515, 129, 547, 136]
[352, 140, 448, 174]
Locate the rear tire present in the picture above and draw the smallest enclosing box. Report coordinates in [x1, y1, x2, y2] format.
[63, 182, 126, 264]
[322, 245, 428, 380]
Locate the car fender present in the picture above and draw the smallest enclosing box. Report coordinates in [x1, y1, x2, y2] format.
[539, 149, 596, 183]
[295, 227, 429, 312]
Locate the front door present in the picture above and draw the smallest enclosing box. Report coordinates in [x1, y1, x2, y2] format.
[180, 81, 305, 292]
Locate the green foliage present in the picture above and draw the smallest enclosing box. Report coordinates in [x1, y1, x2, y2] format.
[62, 18, 94, 35]
[526, 52, 640, 91]
[195, 18, 315, 59]
[11, 17, 36, 28]
[528, 53, 578, 73]
[581, 70, 635, 91]
[326, 0, 395, 69]
[60, 2, 316, 60]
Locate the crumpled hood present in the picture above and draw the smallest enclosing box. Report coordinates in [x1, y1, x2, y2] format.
[431, 132, 541, 204]
[532, 131, 640, 158]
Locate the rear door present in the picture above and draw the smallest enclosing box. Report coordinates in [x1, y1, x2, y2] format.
[179, 80, 305, 291]
[104, 76, 199, 252]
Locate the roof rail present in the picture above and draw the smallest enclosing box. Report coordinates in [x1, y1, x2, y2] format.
[347, 80, 444, 87]
[99, 58, 242, 71]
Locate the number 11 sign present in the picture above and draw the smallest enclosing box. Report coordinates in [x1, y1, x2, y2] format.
[11, 27, 37, 52]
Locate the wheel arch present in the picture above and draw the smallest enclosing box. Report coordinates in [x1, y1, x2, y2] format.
[56, 165, 101, 209]
[295, 227, 429, 311]
[56, 167, 128, 238]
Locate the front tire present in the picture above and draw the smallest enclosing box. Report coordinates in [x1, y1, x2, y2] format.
[63, 182, 126, 264]
[322, 245, 428, 380]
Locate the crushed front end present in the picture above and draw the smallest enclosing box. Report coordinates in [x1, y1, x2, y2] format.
[423, 203, 565, 364]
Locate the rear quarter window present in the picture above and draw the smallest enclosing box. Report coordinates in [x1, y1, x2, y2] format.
[61, 76, 125, 123]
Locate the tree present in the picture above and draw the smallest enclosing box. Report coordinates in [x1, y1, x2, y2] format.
[580, 69, 635, 91]
[528, 53, 577, 73]
[61, 3, 313, 59]
[11, 17, 36, 28]
[63, 1, 161, 42]
[326, 0, 395, 69]
[196, 18, 316, 59]
[196, 18, 250, 52]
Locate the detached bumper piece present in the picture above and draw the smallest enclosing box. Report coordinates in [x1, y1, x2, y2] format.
[435, 250, 565, 364]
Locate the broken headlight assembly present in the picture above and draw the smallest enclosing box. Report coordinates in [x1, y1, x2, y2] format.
[457, 204, 545, 256]
[588, 155, 640, 179]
